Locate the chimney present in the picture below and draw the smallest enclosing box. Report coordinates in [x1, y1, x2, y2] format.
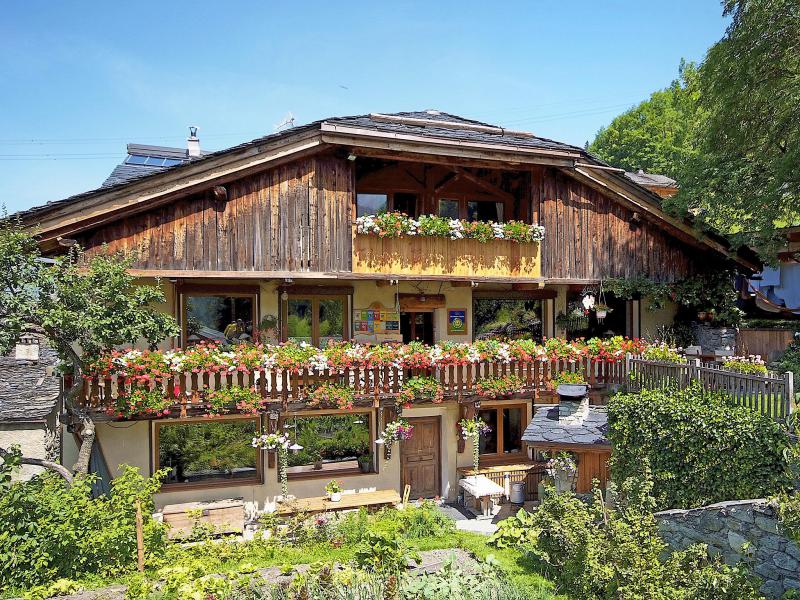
[187, 126, 201, 157]
[556, 383, 590, 423]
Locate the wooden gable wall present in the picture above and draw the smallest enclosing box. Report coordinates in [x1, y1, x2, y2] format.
[77, 155, 354, 273]
[537, 168, 698, 282]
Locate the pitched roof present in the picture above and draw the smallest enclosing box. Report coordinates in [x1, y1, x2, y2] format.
[102, 144, 210, 188]
[0, 333, 60, 423]
[624, 170, 678, 189]
[521, 404, 610, 447]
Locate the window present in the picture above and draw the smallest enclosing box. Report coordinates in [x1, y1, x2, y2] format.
[473, 298, 543, 340]
[356, 192, 418, 217]
[477, 404, 526, 458]
[356, 193, 388, 217]
[285, 412, 373, 477]
[438, 199, 460, 219]
[182, 287, 258, 345]
[155, 417, 262, 488]
[467, 200, 504, 223]
[284, 294, 348, 347]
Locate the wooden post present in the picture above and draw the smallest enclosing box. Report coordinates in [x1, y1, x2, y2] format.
[135, 500, 145, 573]
[785, 371, 795, 430]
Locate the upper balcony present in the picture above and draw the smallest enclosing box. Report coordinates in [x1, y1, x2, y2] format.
[351, 220, 542, 280]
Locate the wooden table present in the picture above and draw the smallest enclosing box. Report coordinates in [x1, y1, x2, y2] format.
[459, 475, 505, 518]
[273, 489, 401, 516]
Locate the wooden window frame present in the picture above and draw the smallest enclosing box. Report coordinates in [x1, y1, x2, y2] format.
[281, 293, 350, 347]
[152, 414, 264, 492]
[477, 402, 529, 463]
[355, 189, 421, 217]
[437, 192, 511, 222]
[282, 408, 376, 480]
[178, 284, 260, 346]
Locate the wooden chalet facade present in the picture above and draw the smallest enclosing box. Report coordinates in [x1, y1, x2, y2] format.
[19, 110, 756, 509]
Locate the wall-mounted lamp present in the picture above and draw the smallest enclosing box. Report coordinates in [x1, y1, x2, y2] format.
[347, 153, 357, 161]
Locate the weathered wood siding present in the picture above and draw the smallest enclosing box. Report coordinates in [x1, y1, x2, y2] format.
[538, 168, 696, 282]
[78, 155, 353, 272]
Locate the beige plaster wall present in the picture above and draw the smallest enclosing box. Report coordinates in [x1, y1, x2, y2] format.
[640, 299, 679, 340]
[0, 423, 48, 480]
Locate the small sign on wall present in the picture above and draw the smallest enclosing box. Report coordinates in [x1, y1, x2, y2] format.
[447, 309, 467, 335]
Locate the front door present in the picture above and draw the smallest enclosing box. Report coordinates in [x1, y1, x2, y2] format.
[401, 417, 441, 499]
[400, 312, 434, 344]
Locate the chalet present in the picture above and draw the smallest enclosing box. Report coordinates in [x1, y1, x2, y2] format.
[17, 110, 757, 510]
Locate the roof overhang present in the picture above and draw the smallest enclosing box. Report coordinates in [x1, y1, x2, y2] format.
[15, 119, 758, 271]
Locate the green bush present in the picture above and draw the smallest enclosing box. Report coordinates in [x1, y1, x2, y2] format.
[609, 384, 791, 509]
[490, 478, 763, 600]
[0, 466, 168, 590]
[772, 339, 800, 390]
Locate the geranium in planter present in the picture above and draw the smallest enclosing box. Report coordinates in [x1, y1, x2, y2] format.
[459, 417, 492, 472]
[308, 382, 355, 410]
[108, 387, 172, 419]
[398, 376, 443, 407]
[475, 374, 524, 399]
[204, 385, 264, 417]
[252, 433, 290, 498]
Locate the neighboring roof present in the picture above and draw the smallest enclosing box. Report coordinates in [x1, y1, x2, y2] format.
[624, 169, 678, 189]
[102, 143, 210, 188]
[0, 333, 60, 423]
[522, 404, 610, 447]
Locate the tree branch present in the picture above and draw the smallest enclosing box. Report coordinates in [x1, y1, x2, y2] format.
[0, 447, 73, 484]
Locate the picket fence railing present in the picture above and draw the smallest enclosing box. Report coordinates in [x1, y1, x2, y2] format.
[627, 356, 795, 424]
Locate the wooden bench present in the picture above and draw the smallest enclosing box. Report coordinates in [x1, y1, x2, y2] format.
[273, 489, 401, 516]
[161, 498, 245, 539]
[459, 475, 505, 518]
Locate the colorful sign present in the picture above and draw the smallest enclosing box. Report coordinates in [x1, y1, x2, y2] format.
[447, 309, 467, 335]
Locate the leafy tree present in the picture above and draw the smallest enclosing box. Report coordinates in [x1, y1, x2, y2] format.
[667, 0, 800, 255]
[588, 61, 702, 179]
[0, 216, 177, 477]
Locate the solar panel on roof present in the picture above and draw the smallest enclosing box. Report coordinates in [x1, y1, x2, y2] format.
[125, 155, 147, 165]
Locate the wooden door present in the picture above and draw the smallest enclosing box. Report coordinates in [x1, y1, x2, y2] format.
[401, 417, 441, 499]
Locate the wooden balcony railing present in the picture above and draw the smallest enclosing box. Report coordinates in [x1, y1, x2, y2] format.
[352, 230, 541, 279]
[78, 356, 628, 417]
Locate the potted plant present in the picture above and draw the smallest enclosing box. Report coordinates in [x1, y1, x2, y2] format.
[311, 448, 324, 471]
[398, 376, 444, 407]
[357, 454, 372, 474]
[475, 374, 524, 399]
[594, 303, 612, 321]
[325, 479, 343, 502]
[545, 452, 577, 494]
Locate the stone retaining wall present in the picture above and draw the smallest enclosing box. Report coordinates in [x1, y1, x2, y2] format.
[655, 499, 799, 598]
[691, 323, 737, 353]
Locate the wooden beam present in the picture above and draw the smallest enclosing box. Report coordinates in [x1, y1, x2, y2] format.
[449, 281, 473, 287]
[452, 167, 516, 203]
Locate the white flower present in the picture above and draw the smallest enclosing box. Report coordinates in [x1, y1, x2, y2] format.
[582, 295, 595, 310]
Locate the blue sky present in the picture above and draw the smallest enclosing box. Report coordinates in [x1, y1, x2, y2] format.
[0, 1, 729, 214]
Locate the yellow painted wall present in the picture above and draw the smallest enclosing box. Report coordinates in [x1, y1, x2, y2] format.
[640, 299, 679, 340]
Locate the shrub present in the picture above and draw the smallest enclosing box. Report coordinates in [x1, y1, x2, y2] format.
[0, 466, 169, 589]
[609, 384, 791, 510]
[354, 531, 419, 575]
[772, 339, 800, 386]
[490, 478, 763, 600]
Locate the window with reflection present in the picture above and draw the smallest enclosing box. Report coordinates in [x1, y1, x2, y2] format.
[478, 405, 526, 457]
[473, 298, 542, 340]
[183, 291, 256, 345]
[285, 412, 372, 477]
[156, 418, 261, 487]
[356, 193, 388, 217]
[438, 199, 460, 219]
[285, 295, 348, 347]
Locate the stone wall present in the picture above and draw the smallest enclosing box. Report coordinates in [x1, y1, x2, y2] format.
[691, 323, 738, 353]
[655, 499, 800, 598]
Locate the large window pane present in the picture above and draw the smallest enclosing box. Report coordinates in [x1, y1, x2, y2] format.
[477, 410, 498, 455]
[287, 299, 313, 344]
[438, 199, 460, 219]
[286, 413, 371, 476]
[186, 295, 254, 344]
[158, 419, 259, 486]
[356, 193, 388, 217]
[503, 408, 523, 454]
[319, 299, 344, 347]
[467, 200, 504, 223]
[473, 298, 542, 340]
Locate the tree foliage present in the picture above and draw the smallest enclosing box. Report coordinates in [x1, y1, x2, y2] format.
[609, 385, 791, 510]
[669, 0, 800, 254]
[0, 216, 178, 473]
[588, 61, 702, 179]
